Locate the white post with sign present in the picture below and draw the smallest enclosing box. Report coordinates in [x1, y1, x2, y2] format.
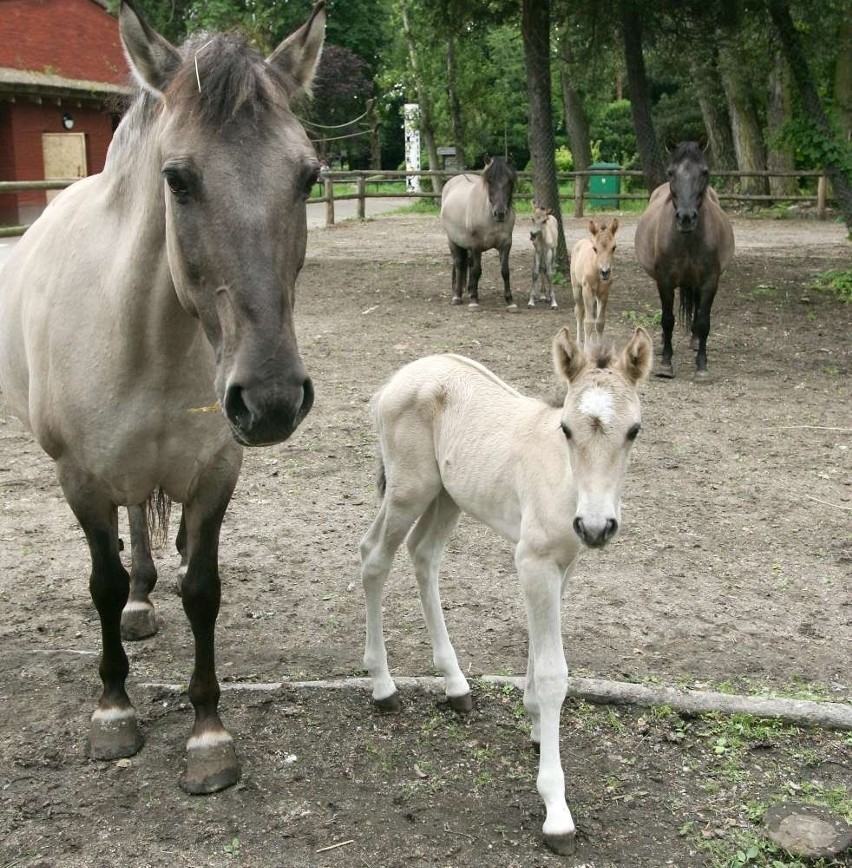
[403, 103, 421, 193]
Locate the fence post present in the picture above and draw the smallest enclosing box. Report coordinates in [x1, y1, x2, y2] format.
[324, 177, 334, 226]
[573, 174, 584, 218]
[817, 173, 826, 220]
[357, 174, 366, 220]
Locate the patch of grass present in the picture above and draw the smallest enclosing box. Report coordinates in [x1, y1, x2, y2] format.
[621, 305, 662, 329]
[811, 268, 852, 302]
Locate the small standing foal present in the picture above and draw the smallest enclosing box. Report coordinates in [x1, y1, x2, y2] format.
[570, 218, 619, 347]
[528, 204, 559, 309]
[358, 326, 652, 855]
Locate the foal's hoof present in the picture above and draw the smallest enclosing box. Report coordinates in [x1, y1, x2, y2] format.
[447, 692, 473, 714]
[121, 601, 158, 641]
[373, 691, 401, 713]
[506, 303, 519, 313]
[89, 708, 144, 760]
[544, 832, 577, 856]
[468, 301, 482, 311]
[693, 369, 712, 383]
[451, 296, 463, 306]
[655, 362, 675, 379]
[527, 301, 536, 309]
[181, 735, 241, 794]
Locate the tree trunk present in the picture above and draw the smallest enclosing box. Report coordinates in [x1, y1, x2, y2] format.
[446, 35, 466, 170]
[400, 2, 442, 194]
[717, 41, 768, 197]
[767, 0, 852, 230]
[618, 0, 665, 192]
[766, 50, 798, 200]
[521, 0, 568, 270]
[689, 41, 737, 190]
[837, 16, 852, 146]
[558, 35, 592, 216]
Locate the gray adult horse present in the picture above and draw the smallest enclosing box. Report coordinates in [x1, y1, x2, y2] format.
[635, 141, 734, 379]
[0, 0, 325, 793]
[440, 156, 518, 310]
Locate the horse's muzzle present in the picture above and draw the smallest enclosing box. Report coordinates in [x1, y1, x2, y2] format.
[224, 376, 314, 446]
[493, 209, 508, 222]
[573, 515, 619, 548]
[675, 210, 699, 232]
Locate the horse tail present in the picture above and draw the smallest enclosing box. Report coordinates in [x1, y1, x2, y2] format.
[145, 487, 172, 548]
[679, 286, 698, 328]
[376, 459, 387, 499]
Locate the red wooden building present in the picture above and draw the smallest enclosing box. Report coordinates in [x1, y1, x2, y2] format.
[0, 0, 133, 225]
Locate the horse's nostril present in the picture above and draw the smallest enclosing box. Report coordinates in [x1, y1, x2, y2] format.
[224, 384, 253, 432]
[300, 376, 315, 419]
[573, 516, 583, 537]
[604, 518, 618, 540]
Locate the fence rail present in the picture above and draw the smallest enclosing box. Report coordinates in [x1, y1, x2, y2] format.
[1, 168, 834, 236]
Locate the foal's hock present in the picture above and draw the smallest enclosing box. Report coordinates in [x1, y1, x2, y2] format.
[358, 326, 653, 854]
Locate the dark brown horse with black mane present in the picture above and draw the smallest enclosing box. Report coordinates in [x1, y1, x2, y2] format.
[440, 156, 518, 310]
[635, 141, 734, 379]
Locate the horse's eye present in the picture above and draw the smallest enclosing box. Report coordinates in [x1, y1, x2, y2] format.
[626, 423, 641, 441]
[163, 168, 190, 202]
[303, 167, 320, 200]
[561, 423, 572, 441]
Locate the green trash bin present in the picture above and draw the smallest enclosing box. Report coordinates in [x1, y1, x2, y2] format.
[588, 162, 621, 209]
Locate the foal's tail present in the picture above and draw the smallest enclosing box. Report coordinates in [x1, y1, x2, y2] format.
[145, 487, 172, 548]
[679, 286, 698, 329]
[376, 459, 387, 499]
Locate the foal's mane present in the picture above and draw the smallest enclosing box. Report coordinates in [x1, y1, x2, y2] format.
[166, 33, 294, 128]
[669, 140, 706, 168]
[541, 343, 615, 408]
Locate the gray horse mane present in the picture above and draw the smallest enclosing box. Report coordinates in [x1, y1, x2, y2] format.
[167, 32, 295, 129]
[669, 140, 706, 167]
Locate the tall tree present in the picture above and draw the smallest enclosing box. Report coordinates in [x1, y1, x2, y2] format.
[766, 50, 798, 199]
[689, 42, 737, 183]
[766, 0, 852, 230]
[618, 0, 665, 192]
[521, 0, 568, 269]
[558, 34, 592, 217]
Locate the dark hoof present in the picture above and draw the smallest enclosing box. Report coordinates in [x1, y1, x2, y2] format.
[181, 738, 241, 794]
[544, 832, 577, 856]
[506, 303, 519, 313]
[451, 296, 463, 306]
[655, 362, 675, 379]
[121, 602, 158, 641]
[448, 692, 473, 713]
[693, 369, 712, 383]
[90, 710, 144, 760]
[373, 691, 401, 713]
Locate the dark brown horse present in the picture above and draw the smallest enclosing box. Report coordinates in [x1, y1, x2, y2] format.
[440, 157, 518, 310]
[635, 141, 734, 379]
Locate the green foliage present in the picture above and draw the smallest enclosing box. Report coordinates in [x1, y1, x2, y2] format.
[590, 100, 636, 166]
[811, 269, 852, 302]
[554, 146, 573, 172]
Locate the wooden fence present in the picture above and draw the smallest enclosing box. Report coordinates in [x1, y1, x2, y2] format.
[0, 169, 834, 236]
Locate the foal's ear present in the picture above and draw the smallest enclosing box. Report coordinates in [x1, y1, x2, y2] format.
[618, 327, 653, 384]
[588, 219, 599, 236]
[119, 1, 181, 95]
[267, 0, 326, 95]
[610, 217, 619, 235]
[553, 327, 586, 383]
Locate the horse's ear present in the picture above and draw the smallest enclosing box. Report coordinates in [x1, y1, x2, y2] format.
[618, 327, 653, 384]
[267, 0, 326, 96]
[610, 217, 619, 235]
[119, 0, 181, 95]
[698, 134, 710, 152]
[664, 136, 678, 154]
[588, 219, 598, 236]
[553, 327, 586, 383]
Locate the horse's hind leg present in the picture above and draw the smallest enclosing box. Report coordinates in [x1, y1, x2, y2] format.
[360, 488, 437, 710]
[179, 475, 241, 794]
[57, 463, 143, 760]
[448, 241, 467, 306]
[175, 509, 188, 593]
[405, 489, 470, 711]
[546, 251, 557, 309]
[121, 504, 159, 641]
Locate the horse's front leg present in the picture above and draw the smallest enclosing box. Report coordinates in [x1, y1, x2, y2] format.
[121, 503, 159, 640]
[595, 283, 611, 342]
[582, 283, 599, 347]
[546, 250, 557, 309]
[517, 544, 575, 856]
[692, 276, 719, 380]
[528, 250, 540, 308]
[467, 249, 483, 310]
[499, 243, 518, 311]
[57, 463, 143, 760]
[179, 475, 241, 794]
[571, 276, 584, 345]
[656, 279, 676, 378]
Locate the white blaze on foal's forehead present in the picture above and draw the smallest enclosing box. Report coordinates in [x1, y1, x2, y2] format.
[577, 385, 615, 426]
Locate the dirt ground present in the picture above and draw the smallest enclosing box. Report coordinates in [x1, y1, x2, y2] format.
[0, 213, 849, 867]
